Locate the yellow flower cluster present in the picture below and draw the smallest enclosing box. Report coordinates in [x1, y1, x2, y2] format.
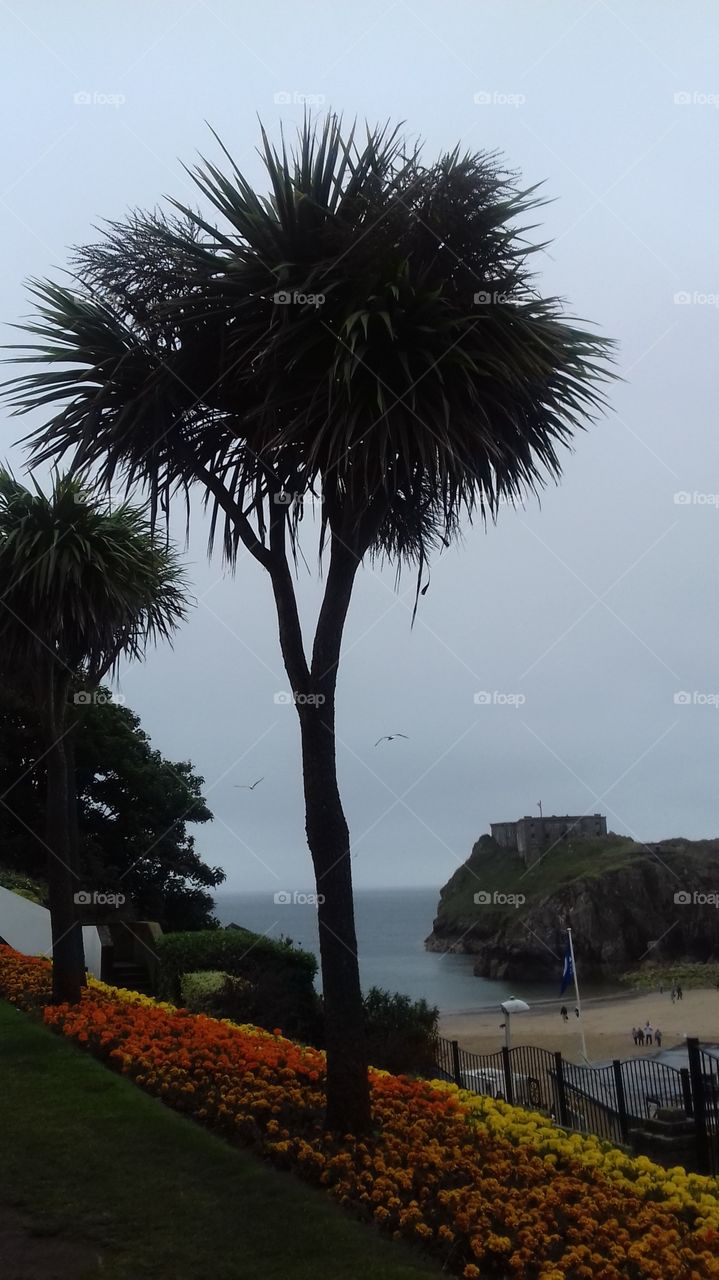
[455, 1089, 719, 1235]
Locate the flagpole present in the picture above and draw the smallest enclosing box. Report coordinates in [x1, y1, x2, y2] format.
[567, 927, 588, 1062]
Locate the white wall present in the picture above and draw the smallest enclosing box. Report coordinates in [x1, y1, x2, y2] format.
[0, 885, 102, 979]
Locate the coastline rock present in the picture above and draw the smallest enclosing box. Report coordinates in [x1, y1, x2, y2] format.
[426, 834, 719, 981]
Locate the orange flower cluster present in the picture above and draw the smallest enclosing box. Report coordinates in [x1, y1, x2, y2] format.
[1, 944, 717, 1278]
[0, 944, 52, 1005]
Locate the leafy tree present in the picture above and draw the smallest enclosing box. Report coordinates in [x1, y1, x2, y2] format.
[0, 472, 189, 1002]
[78, 697, 222, 929]
[0, 680, 223, 930]
[362, 988, 439, 1078]
[4, 116, 614, 1125]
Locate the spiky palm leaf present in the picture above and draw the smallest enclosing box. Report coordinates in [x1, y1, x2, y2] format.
[4, 115, 614, 574]
[0, 469, 190, 682]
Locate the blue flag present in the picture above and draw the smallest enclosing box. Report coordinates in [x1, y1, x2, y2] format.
[560, 941, 573, 995]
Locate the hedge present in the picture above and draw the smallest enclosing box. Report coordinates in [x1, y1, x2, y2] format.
[156, 927, 320, 1041]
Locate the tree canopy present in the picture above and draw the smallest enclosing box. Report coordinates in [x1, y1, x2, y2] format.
[2, 112, 615, 1121]
[0, 678, 223, 931]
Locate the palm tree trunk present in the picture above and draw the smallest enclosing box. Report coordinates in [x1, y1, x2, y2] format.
[299, 700, 370, 1132]
[270, 527, 371, 1134]
[43, 672, 85, 1004]
[65, 714, 87, 983]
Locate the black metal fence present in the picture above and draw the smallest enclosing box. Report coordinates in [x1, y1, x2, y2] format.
[433, 1035, 719, 1176]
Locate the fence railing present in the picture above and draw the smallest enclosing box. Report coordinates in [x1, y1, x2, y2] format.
[432, 1035, 719, 1176]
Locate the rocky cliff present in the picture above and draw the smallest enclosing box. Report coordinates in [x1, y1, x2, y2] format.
[426, 833, 719, 980]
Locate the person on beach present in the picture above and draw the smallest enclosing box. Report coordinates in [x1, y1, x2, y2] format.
[677, 985, 683, 1001]
[560, 1005, 569, 1022]
[655, 1028, 662, 1048]
[644, 1022, 653, 1045]
[637, 1027, 644, 1045]
[631, 1026, 638, 1045]
[671, 987, 676, 1003]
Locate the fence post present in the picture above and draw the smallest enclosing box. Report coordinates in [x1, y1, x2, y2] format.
[687, 1038, 710, 1174]
[680, 1067, 693, 1115]
[612, 1059, 629, 1143]
[450, 1039, 462, 1087]
[554, 1052, 569, 1127]
[501, 1046, 514, 1105]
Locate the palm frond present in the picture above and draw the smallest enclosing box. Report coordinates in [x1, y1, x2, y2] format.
[0, 469, 191, 681]
[3, 114, 616, 577]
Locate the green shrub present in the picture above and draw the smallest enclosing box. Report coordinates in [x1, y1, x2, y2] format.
[362, 987, 439, 1077]
[0, 867, 47, 905]
[180, 971, 226, 1004]
[157, 928, 321, 1041]
[621, 961, 719, 990]
[182, 971, 255, 1021]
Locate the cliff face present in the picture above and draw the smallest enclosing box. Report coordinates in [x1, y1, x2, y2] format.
[426, 834, 719, 980]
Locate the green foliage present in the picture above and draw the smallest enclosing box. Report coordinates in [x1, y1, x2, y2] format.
[181, 970, 228, 1001]
[621, 962, 719, 990]
[182, 971, 256, 1024]
[0, 1003, 439, 1279]
[158, 928, 320, 1041]
[77, 697, 223, 931]
[179, 968, 440, 1076]
[6, 116, 614, 583]
[435, 833, 719, 928]
[362, 987, 439, 1078]
[0, 867, 46, 904]
[0, 469, 189, 680]
[0, 676, 223, 931]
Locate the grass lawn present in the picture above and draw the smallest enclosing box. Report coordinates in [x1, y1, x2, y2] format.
[0, 1001, 440, 1280]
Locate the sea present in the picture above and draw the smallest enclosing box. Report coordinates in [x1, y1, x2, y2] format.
[213, 885, 582, 1013]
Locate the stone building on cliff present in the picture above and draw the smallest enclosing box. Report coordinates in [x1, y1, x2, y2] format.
[490, 813, 607, 868]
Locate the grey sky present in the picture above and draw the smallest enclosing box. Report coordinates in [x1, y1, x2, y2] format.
[1, 1, 717, 895]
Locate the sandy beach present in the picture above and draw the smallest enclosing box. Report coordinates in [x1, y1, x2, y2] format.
[440, 988, 719, 1063]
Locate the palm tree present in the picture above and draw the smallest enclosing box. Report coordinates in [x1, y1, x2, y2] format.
[0, 471, 189, 1003]
[3, 116, 614, 1127]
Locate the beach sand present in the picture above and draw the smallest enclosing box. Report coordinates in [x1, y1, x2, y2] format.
[440, 988, 719, 1064]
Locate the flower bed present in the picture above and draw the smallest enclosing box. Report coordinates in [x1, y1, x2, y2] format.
[1, 944, 717, 1278]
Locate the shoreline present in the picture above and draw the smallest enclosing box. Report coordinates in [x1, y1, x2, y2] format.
[439, 986, 719, 1064]
[440, 988, 641, 1017]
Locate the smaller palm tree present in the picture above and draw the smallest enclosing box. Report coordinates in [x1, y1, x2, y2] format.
[0, 469, 190, 1002]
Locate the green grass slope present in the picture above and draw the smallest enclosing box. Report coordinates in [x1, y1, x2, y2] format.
[0, 1002, 440, 1280]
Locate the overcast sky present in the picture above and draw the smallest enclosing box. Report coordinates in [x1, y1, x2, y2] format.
[1, 1, 717, 895]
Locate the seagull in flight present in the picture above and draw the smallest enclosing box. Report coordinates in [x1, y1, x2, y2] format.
[234, 778, 264, 790]
[374, 734, 409, 747]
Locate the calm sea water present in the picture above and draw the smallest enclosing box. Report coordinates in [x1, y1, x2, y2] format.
[214, 886, 575, 1012]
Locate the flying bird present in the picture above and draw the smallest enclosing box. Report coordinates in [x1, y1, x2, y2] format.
[374, 734, 409, 747]
[234, 778, 264, 790]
